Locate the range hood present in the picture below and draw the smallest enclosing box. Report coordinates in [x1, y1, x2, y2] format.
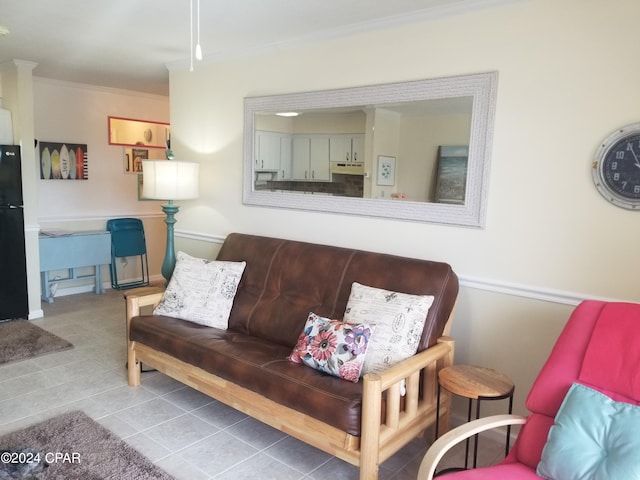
[330, 162, 364, 175]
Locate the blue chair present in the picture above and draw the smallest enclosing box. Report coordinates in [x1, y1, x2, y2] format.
[106, 218, 149, 289]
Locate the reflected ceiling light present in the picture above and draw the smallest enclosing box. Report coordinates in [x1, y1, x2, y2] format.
[276, 112, 300, 117]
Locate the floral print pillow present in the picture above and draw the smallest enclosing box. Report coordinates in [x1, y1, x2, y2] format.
[288, 312, 374, 383]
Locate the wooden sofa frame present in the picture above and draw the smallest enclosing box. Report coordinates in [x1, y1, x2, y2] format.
[126, 290, 455, 480]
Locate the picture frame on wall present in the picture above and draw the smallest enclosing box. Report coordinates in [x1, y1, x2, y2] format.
[124, 146, 167, 174]
[39, 141, 88, 180]
[434, 145, 468, 204]
[131, 148, 148, 173]
[377, 155, 396, 186]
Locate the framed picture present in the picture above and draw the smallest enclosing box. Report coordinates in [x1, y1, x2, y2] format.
[434, 146, 468, 204]
[377, 155, 396, 186]
[39, 141, 88, 180]
[131, 148, 148, 173]
[125, 146, 167, 173]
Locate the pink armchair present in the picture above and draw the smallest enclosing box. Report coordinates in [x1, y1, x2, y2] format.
[418, 300, 640, 479]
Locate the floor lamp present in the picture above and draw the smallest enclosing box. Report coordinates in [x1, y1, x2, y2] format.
[142, 159, 199, 284]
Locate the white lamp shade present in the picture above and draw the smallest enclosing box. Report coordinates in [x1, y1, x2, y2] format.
[142, 160, 199, 200]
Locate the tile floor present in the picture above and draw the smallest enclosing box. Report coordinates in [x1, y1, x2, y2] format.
[0, 289, 505, 479]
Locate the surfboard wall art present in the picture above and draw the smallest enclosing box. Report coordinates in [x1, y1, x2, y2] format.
[39, 142, 88, 180]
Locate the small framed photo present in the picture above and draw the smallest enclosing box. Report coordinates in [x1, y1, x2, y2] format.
[131, 148, 148, 173]
[377, 155, 396, 186]
[125, 147, 167, 174]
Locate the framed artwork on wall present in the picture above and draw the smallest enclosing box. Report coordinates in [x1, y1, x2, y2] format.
[377, 155, 396, 186]
[124, 146, 166, 174]
[39, 141, 88, 180]
[434, 145, 468, 204]
[130, 148, 148, 173]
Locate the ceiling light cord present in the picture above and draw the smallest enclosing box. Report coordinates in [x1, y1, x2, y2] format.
[190, 0, 194, 71]
[195, 0, 202, 61]
[190, 0, 202, 72]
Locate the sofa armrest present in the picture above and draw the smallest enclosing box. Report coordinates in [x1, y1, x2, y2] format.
[371, 337, 455, 389]
[359, 336, 455, 479]
[125, 286, 165, 328]
[417, 414, 528, 479]
[125, 286, 165, 386]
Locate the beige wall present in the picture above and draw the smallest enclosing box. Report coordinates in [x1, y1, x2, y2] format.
[32, 79, 170, 309]
[166, 0, 639, 416]
[398, 112, 471, 201]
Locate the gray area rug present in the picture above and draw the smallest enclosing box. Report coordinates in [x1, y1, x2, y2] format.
[0, 410, 175, 479]
[0, 320, 73, 365]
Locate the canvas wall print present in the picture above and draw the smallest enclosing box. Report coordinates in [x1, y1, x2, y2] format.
[434, 145, 468, 204]
[39, 142, 88, 180]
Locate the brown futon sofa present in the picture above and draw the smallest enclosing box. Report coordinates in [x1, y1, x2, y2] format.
[126, 233, 458, 479]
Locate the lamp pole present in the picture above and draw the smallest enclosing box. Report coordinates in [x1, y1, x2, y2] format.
[160, 199, 180, 284]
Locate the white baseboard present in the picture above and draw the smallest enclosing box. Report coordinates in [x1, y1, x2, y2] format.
[44, 274, 164, 301]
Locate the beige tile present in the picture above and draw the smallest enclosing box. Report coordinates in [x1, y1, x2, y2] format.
[178, 431, 259, 474]
[0, 288, 502, 479]
[156, 453, 211, 480]
[145, 413, 218, 451]
[215, 452, 303, 480]
[124, 431, 172, 462]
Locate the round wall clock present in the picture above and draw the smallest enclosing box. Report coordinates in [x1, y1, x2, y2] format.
[592, 122, 640, 209]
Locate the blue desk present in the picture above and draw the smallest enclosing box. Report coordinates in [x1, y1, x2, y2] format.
[39, 231, 112, 303]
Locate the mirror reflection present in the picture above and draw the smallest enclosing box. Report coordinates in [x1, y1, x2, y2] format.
[108, 116, 170, 149]
[254, 97, 472, 204]
[243, 72, 497, 227]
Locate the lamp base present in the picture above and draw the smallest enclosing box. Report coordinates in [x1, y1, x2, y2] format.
[161, 201, 180, 284]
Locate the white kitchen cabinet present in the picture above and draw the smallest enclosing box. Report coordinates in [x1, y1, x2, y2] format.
[255, 131, 294, 180]
[255, 131, 282, 171]
[329, 134, 364, 163]
[292, 135, 330, 181]
[279, 136, 292, 180]
[292, 136, 309, 180]
[351, 134, 364, 163]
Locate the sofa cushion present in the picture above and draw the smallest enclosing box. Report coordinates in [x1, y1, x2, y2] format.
[130, 314, 366, 435]
[343, 282, 434, 374]
[215, 233, 458, 351]
[537, 382, 640, 480]
[153, 251, 246, 329]
[288, 312, 373, 382]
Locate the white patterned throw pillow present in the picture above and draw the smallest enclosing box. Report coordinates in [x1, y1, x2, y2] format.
[343, 282, 434, 375]
[153, 251, 246, 329]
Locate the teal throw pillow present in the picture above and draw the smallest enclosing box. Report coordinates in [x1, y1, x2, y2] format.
[537, 382, 640, 480]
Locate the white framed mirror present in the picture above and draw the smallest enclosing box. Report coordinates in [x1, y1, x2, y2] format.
[243, 71, 497, 228]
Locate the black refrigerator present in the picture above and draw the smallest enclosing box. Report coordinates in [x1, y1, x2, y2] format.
[0, 145, 28, 320]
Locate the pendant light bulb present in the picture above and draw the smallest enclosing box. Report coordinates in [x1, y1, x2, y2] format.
[195, 44, 203, 61]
